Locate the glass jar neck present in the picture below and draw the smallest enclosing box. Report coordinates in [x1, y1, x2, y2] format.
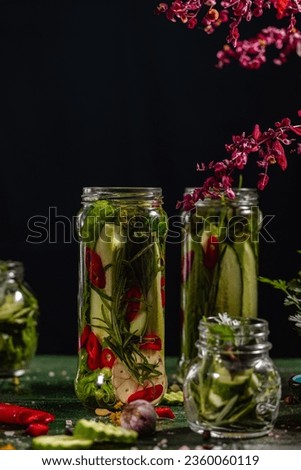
[81, 187, 163, 207]
[197, 316, 271, 356]
[184, 187, 259, 208]
[0, 260, 24, 283]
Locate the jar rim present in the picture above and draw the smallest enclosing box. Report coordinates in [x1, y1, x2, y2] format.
[197, 316, 271, 353]
[81, 187, 162, 202]
[198, 316, 268, 328]
[183, 187, 259, 206]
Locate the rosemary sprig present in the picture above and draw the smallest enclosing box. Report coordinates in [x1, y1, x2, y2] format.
[91, 242, 161, 384]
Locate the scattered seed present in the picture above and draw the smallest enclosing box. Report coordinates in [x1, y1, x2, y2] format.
[95, 408, 111, 417]
[0, 443, 16, 450]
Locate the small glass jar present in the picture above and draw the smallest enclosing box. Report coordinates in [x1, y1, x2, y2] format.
[75, 187, 168, 409]
[0, 260, 39, 378]
[183, 316, 281, 439]
[179, 188, 262, 380]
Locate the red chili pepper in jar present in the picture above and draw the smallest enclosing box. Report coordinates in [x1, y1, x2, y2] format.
[127, 384, 163, 404]
[0, 403, 55, 426]
[79, 324, 91, 349]
[85, 247, 106, 289]
[86, 331, 103, 370]
[100, 348, 116, 369]
[125, 286, 142, 322]
[204, 235, 219, 270]
[139, 334, 162, 351]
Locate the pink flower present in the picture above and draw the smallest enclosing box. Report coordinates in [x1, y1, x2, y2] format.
[176, 112, 301, 209]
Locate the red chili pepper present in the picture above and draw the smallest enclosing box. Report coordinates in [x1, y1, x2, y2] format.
[86, 331, 102, 370]
[155, 407, 175, 419]
[127, 384, 163, 404]
[85, 247, 106, 289]
[26, 423, 50, 437]
[125, 286, 142, 322]
[139, 334, 162, 351]
[100, 348, 116, 369]
[181, 251, 194, 283]
[0, 403, 55, 426]
[79, 324, 91, 349]
[160, 276, 166, 308]
[204, 235, 219, 270]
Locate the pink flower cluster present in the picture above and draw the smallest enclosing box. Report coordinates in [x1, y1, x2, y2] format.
[156, 0, 301, 67]
[176, 112, 301, 211]
[216, 22, 301, 69]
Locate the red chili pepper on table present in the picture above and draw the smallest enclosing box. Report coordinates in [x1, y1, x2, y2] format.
[127, 384, 163, 403]
[26, 423, 50, 437]
[0, 403, 55, 426]
[155, 407, 175, 419]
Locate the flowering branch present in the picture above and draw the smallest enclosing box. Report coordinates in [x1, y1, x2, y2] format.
[216, 23, 301, 69]
[177, 111, 301, 211]
[156, 0, 301, 66]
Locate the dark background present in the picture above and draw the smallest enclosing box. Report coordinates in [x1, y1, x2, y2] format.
[0, 1, 300, 359]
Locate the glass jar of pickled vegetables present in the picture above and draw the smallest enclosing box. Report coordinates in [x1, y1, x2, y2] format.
[183, 315, 281, 438]
[0, 260, 39, 378]
[178, 188, 262, 380]
[75, 187, 168, 409]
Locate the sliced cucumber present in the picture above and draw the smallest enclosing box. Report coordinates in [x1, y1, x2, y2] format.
[208, 390, 227, 408]
[32, 435, 93, 450]
[233, 241, 258, 317]
[73, 419, 138, 444]
[214, 245, 242, 316]
[90, 224, 123, 340]
[211, 366, 252, 400]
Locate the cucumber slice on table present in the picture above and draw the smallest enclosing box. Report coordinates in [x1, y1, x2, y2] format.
[215, 245, 242, 316]
[32, 435, 93, 450]
[74, 419, 138, 444]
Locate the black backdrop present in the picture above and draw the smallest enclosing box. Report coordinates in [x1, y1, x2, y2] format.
[1, 0, 300, 359]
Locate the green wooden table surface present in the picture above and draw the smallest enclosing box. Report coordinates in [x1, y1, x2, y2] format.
[1, 356, 301, 450]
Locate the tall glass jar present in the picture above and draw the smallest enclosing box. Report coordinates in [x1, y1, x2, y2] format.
[184, 316, 281, 438]
[179, 188, 262, 380]
[0, 260, 39, 377]
[75, 187, 168, 409]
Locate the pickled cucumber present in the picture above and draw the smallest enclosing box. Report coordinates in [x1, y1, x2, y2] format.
[234, 241, 257, 317]
[215, 245, 242, 316]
